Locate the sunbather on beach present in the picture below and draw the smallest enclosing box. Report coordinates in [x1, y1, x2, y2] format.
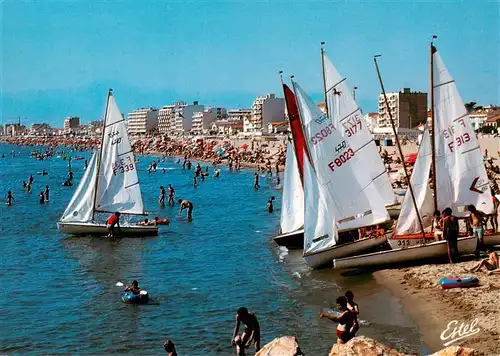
[470, 251, 500, 274]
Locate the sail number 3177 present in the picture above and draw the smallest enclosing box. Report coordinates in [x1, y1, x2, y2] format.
[328, 148, 355, 172]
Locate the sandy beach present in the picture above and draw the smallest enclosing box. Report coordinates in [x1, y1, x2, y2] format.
[374, 260, 500, 355]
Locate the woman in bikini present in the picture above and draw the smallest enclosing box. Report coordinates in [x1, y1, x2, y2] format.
[319, 296, 355, 344]
[470, 251, 500, 274]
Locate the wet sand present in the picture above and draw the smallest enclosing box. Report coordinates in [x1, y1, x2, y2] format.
[374, 260, 500, 355]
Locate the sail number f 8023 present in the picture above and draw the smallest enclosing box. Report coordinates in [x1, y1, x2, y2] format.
[328, 148, 355, 171]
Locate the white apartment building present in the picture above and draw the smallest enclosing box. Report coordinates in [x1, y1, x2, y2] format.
[158, 102, 184, 135]
[173, 101, 204, 135]
[377, 88, 427, 129]
[245, 94, 285, 134]
[469, 112, 487, 131]
[227, 109, 252, 122]
[127, 108, 159, 136]
[192, 107, 227, 135]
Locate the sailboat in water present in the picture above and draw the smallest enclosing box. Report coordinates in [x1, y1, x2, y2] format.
[57, 90, 158, 237]
[293, 80, 390, 268]
[334, 43, 498, 269]
[273, 84, 307, 249]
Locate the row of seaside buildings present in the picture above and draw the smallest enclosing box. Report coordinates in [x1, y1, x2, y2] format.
[2, 89, 499, 138]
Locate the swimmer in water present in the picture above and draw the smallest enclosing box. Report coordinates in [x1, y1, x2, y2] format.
[163, 339, 177, 356]
[5, 191, 15, 206]
[39, 191, 45, 204]
[232, 307, 261, 355]
[44, 185, 50, 202]
[178, 199, 194, 221]
[124, 280, 141, 295]
[159, 186, 166, 208]
[266, 196, 275, 213]
[193, 176, 198, 188]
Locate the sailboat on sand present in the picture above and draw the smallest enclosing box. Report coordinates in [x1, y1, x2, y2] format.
[57, 90, 158, 237]
[334, 43, 497, 269]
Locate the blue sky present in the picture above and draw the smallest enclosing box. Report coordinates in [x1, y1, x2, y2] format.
[1, 0, 499, 127]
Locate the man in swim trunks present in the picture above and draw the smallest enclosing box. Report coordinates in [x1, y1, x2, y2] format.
[106, 212, 121, 238]
[178, 199, 194, 221]
[319, 296, 355, 344]
[254, 172, 260, 189]
[442, 207, 459, 263]
[467, 204, 486, 258]
[266, 196, 275, 213]
[5, 191, 14, 206]
[159, 186, 166, 207]
[232, 307, 261, 355]
[470, 251, 500, 274]
[124, 280, 141, 295]
[168, 184, 175, 206]
[345, 291, 359, 337]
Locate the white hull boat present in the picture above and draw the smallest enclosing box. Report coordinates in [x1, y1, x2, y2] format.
[388, 232, 500, 249]
[333, 236, 477, 269]
[304, 236, 387, 269]
[58, 222, 157, 237]
[273, 228, 304, 249]
[484, 232, 500, 246]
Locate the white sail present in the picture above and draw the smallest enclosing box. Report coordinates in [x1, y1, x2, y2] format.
[303, 149, 338, 253]
[395, 127, 434, 235]
[294, 81, 390, 235]
[433, 50, 494, 214]
[94, 94, 145, 215]
[60, 152, 98, 223]
[280, 142, 304, 234]
[324, 52, 396, 206]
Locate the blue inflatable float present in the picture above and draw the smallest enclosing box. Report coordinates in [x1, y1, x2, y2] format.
[439, 276, 479, 289]
[122, 291, 149, 304]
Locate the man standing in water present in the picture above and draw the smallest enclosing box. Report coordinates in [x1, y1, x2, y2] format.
[178, 199, 194, 221]
[5, 191, 15, 206]
[266, 196, 275, 213]
[159, 186, 166, 208]
[106, 212, 121, 238]
[168, 184, 175, 206]
[254, 172, 260, 189]
[232, 307, 261, 355]
[44, 185, 50, 202]
[39, 191, 45, 204]
[442, 207, 459, 263]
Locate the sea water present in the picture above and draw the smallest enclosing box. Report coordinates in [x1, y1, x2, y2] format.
[0, 144, 428, 355]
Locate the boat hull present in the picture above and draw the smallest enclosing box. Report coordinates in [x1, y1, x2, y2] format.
[333, 236, 477, 269]
[273, 228, 304, 249]
[388, 231, 500, 249]
[57, 222, 158, 237]
[304, 236, 387, 269]
[386, 204, 401, 219]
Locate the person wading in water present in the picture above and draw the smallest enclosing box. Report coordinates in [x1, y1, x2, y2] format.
[106, 212, 121, 238]
[5, 191, 15, 206]
[266, 196, 275, 213]
[319, 296, 355, 344]
[159, 186, 166, 208]
[178, 199, 194, 221]
[232, 307, 261, 355]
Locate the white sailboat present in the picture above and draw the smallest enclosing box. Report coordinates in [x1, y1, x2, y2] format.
[322, 51, 400, 218]
[273, 141, 305, 249]
[57, 90, 158, 237]
[334, 44, 495, 269]
[293, 81, 389, 269]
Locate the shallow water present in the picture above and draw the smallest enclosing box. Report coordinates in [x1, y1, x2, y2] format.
[0, 143, 429, 355]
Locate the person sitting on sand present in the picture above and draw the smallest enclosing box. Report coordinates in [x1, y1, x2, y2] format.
[345, 291, 359, 337]
[163, 339, 177, 356]
[319, 296, 355, 344]
[232, 307, 261, 355]
[124, 280, 141, 295]
[470, 251, 500, 274]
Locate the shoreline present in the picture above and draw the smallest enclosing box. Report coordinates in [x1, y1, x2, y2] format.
[374, 260, 500, 355]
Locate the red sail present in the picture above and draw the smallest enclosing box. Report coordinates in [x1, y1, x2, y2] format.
[283, 84, 307, 183]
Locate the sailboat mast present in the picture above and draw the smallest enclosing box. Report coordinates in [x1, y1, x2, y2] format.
[373, 55, 426, 240]
[320, 42, 329, 118]
[92, 89, 113, 220]
[291, 76, 314, 171]
[430, 39, 438, 212]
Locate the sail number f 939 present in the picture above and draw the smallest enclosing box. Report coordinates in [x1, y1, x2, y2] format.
[112, 157, 135, 175]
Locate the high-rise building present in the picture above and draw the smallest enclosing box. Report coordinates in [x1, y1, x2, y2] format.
[158, 102, 183, 135]
[127, 108, 159, 136]
[192, 107, 227, 135]
[245, 94, 285, 134]
[377, 88, 427, 129]
[63, 117, 80, 130]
